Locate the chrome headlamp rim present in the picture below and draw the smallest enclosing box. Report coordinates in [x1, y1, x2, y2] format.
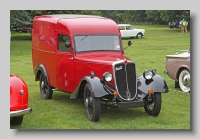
[102, 72, 112, 82]
[143, 70, 153, 80]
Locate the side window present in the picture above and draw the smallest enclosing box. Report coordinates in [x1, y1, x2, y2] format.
[58, 34, 71, 52]
[119, 26, 125, 30]
[126, 26, 132, 30]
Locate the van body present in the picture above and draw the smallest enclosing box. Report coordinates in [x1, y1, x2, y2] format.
[32, 14, 168, 122]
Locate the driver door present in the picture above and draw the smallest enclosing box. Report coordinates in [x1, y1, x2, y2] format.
[56, 34, 76, 93]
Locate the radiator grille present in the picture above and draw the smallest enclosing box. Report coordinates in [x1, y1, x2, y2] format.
[114, 62, 137, 100]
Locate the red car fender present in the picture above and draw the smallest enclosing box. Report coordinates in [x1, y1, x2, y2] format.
[10, 74, 29, 111]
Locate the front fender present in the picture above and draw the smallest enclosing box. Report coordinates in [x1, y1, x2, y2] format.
[85, 76, 111, 97]
[137, 74, 169, 94]
[70, 76, 111, 99]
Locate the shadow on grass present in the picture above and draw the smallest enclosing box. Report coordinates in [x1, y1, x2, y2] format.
[51, 91, 84, 106]
[51, 91, 147, 119]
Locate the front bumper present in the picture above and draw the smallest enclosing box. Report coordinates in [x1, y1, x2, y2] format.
[10, 108, 32, 117]
[118, 101, 144, 108]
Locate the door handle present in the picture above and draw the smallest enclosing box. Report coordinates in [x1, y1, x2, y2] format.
[69, 57, 74, 60]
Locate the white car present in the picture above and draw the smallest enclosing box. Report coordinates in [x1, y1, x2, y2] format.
[118, 24, 145, 39]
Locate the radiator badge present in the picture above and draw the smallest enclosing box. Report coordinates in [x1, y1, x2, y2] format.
[115, 66, 122, 71]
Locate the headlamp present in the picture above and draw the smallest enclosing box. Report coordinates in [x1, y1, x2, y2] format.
[102, 72, 112, 82]
[143, 70, 153, 80]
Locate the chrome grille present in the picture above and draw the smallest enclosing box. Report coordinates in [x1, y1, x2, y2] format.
[113, 60, 137, 101]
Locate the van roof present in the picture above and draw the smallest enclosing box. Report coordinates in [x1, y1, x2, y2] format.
[43, 14, 105, 19]
[33, 14, 106, 23]
[33, 14, 120, 35]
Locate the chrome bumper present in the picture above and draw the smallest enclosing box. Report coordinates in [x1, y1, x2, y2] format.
[10, 108, 32, 117]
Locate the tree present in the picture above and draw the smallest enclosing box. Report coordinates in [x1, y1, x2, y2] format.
[10, 10, 33, 27]
[146, 10, 162, 25]
[10, 10, 190, 27]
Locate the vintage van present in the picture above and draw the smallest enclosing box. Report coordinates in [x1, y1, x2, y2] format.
[32, 14, 168, 122]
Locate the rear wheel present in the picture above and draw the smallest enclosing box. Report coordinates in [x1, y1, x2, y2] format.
[84, 83, 100, 122]
[39, 73, 53, 99]
[144, 92, 161, 116]
[10, 116, 23, 125]
[178, 69, 190, 93]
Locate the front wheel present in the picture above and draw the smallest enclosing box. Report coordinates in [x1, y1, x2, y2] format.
[136, 33, 143, 39]
[84, 83, 100, 122]
[144, 92, 161, 116]
[178, 69, 190, 93]
[39, 73, 53, 99]
[10, 116, 23, 125]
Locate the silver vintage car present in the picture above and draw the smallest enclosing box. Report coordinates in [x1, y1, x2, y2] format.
[164, 50, 190, 93]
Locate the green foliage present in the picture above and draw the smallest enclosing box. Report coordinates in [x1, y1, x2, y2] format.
[10, 10, 190, 28]
[10, 25, 190, 129]
[10, 10, 32, 27]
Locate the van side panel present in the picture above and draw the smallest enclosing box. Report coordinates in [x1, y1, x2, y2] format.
[32, 19, 58, 87]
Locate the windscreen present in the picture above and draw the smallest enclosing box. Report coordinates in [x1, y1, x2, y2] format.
[74, 35, 122, 53]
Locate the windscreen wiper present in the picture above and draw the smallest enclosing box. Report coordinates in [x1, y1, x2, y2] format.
[78, 35, 88, 44]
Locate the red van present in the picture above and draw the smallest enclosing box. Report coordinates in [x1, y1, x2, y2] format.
[32, 14, 168, 122]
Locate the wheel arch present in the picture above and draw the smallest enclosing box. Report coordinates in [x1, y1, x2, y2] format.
[77, 80, 88, 98]
[136, 32, 143, 38]
[70, 76, 109, 99]
[176, 67, 190, 80]
[138, 32, 143, 35]
[35, 64, 49, 82]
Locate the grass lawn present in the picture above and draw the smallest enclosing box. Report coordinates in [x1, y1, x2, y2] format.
[10, 25, 190, 129]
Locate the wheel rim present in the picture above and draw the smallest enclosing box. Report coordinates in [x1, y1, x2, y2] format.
[40, 75, 48, 97]
[41, 81, 45, 89]
[146, 102, 154, 111]
[179, 70, 190, 92]
[85, 89, 94, 119]
[137, 34, 142, 39]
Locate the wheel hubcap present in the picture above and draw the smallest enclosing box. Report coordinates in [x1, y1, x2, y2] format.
[85, 98, 89, 107]
[85, 97, 93, 108]
[183, 75, 190, 82]
[182, 74, 190, 87]
[41, 81, 44, 89]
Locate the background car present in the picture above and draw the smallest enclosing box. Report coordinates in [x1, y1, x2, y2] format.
[10, 74, 32, 125]
[168, 19, 189, 29]
[168, 21, 179, 28]
[164, 50, 190, 93]
[118, 24, 145, 39]
[16, 26, 32, 33]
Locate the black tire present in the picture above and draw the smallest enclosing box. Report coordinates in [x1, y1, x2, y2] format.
[178, 69, 190, 93]
[136, 33, 143, 39]
[144, 92, 161, 116]
[175, 80, 180, 88]
[10, 116, 23, 125]
[84, 83, 100, 122]
[39, 73, 53, 99]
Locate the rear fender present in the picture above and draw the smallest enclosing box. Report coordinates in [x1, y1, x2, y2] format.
[35, 64, 48, 82]
[10, 74, 29, 110]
